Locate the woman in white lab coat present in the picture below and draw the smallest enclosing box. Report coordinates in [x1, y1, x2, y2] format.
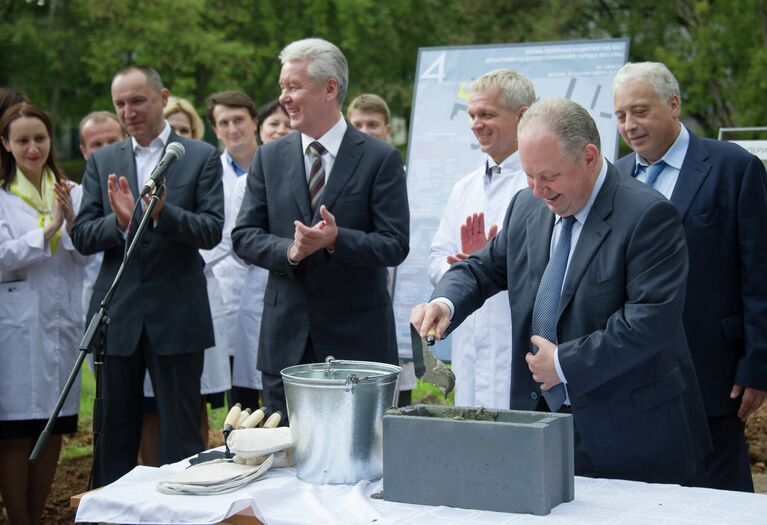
[0, 103, 88, 524]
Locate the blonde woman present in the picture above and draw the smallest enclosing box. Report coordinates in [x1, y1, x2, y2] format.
[164, 96, 205, 140]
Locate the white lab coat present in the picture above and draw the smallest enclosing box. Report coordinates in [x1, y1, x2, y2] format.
[429, 153, 527, 409]
[229, 175, 265, 390]
[198, 268, 232, 395]
[0, 184, 89, 421]
[210, 154, 249, 357]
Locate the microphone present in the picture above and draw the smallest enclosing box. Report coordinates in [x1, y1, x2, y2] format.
[140, 142, 185, 196]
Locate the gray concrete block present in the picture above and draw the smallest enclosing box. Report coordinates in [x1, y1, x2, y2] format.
[382, 405, 574, 515]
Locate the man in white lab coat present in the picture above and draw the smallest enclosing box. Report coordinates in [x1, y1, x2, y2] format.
[204, 90, 259, 409]
[429, 69, 535, 409]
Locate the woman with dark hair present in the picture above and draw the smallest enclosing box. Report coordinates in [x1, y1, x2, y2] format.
[0, 87, 29, 120]
[0, 103, 88, 524]
[255, 99, 291, 145]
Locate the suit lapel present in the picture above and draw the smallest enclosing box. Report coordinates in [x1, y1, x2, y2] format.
[526, 205, 554, 288]
[317, 125, 363, 221]
[285, 133, 313, 224]
[670, 131, 711, 220]
[117, 140, 139, 199]
[557, 164, 615, 318]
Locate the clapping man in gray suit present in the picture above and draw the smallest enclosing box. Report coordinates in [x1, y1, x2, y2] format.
[232, 38, 409, 418]
[412, 98, 710, 484]
[72, 65, 224, 486]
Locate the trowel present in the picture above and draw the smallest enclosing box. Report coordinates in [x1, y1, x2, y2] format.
[410, 324, 455, 397]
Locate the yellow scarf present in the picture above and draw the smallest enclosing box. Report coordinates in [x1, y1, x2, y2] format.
[9, 167, 62, 253]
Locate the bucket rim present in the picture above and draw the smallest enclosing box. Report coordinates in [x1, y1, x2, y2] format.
[280, 359, 401, 386]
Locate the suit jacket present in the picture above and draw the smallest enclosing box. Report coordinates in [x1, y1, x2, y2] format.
[616, 131, 767, 417]
[231, 125, 409, 374]
[71, 133, 224, 357]
[433, 163, 711, 484]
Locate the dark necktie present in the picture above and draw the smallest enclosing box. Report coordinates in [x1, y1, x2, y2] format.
[642, 160, 666, 188]
[485, 163, 501, 192]
[307, 141, 326, 213]
[530, 215, 576, 412]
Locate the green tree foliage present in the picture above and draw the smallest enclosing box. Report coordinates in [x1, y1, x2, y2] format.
[2, 0, 766, 144]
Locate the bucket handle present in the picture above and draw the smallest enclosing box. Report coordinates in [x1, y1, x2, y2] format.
[344, 373, 361, 394]
[323, 355, 338, 378]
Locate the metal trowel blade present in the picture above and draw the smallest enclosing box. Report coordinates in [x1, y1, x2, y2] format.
[410, 324, 427, 378]
[409, 324, 455, 397]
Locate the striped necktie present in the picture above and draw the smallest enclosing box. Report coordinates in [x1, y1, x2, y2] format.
[307, 141, 326, 213]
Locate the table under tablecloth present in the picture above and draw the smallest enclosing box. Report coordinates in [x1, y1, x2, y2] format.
[75, 453, 767, 525]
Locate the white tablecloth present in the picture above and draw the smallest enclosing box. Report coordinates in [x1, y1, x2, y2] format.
[76, 454, 767, 525]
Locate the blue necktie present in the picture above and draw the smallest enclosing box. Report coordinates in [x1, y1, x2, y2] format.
[530, 215, 575, 412]
[643, 160, 666, 188]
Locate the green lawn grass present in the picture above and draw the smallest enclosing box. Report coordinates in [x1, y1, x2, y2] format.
[411, 380, 455, 405]
[61, 365, 95, 460]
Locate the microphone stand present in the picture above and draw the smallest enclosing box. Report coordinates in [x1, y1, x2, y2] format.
[30, 182, 165, 490]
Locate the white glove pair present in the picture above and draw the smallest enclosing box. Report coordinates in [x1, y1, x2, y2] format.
[227, 426, 295, 468]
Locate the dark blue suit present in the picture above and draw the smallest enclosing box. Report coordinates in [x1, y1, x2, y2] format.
[616, 130, 767, 490]
[433, 164, 711, 484]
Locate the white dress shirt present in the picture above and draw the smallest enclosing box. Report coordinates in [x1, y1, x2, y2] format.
[300, 115, 348, 184]
[633, 125, 689, 199]
[133, 123, 172, 192]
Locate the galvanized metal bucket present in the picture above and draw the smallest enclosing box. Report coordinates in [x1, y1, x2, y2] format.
[281, 358, 401, 484]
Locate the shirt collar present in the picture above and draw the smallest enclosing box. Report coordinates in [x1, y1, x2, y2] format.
[633, 124, 689, 174]
[301, 114, 347, 157]
[557, 157, 608, 226]
[491, 151, 522, 174]
[132, 121, 172, 153]
[225, 150, 248, 176]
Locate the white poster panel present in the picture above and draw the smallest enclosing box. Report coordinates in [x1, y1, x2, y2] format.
[394, 39, 630, 360]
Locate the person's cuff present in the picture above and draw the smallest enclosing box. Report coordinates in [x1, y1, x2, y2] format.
[287, 242, 299, 266]
[430, 297, 455, 320]
[554, 346, 567, 384]
[117, 218, 129, 239]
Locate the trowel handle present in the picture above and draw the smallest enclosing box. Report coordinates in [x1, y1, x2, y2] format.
[223, 403, 242, 430]
[235, 408, 252, 428]
[426, 326, 437, 346]
[264, 411, 282, 428]
[238, 408, 266, 429]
